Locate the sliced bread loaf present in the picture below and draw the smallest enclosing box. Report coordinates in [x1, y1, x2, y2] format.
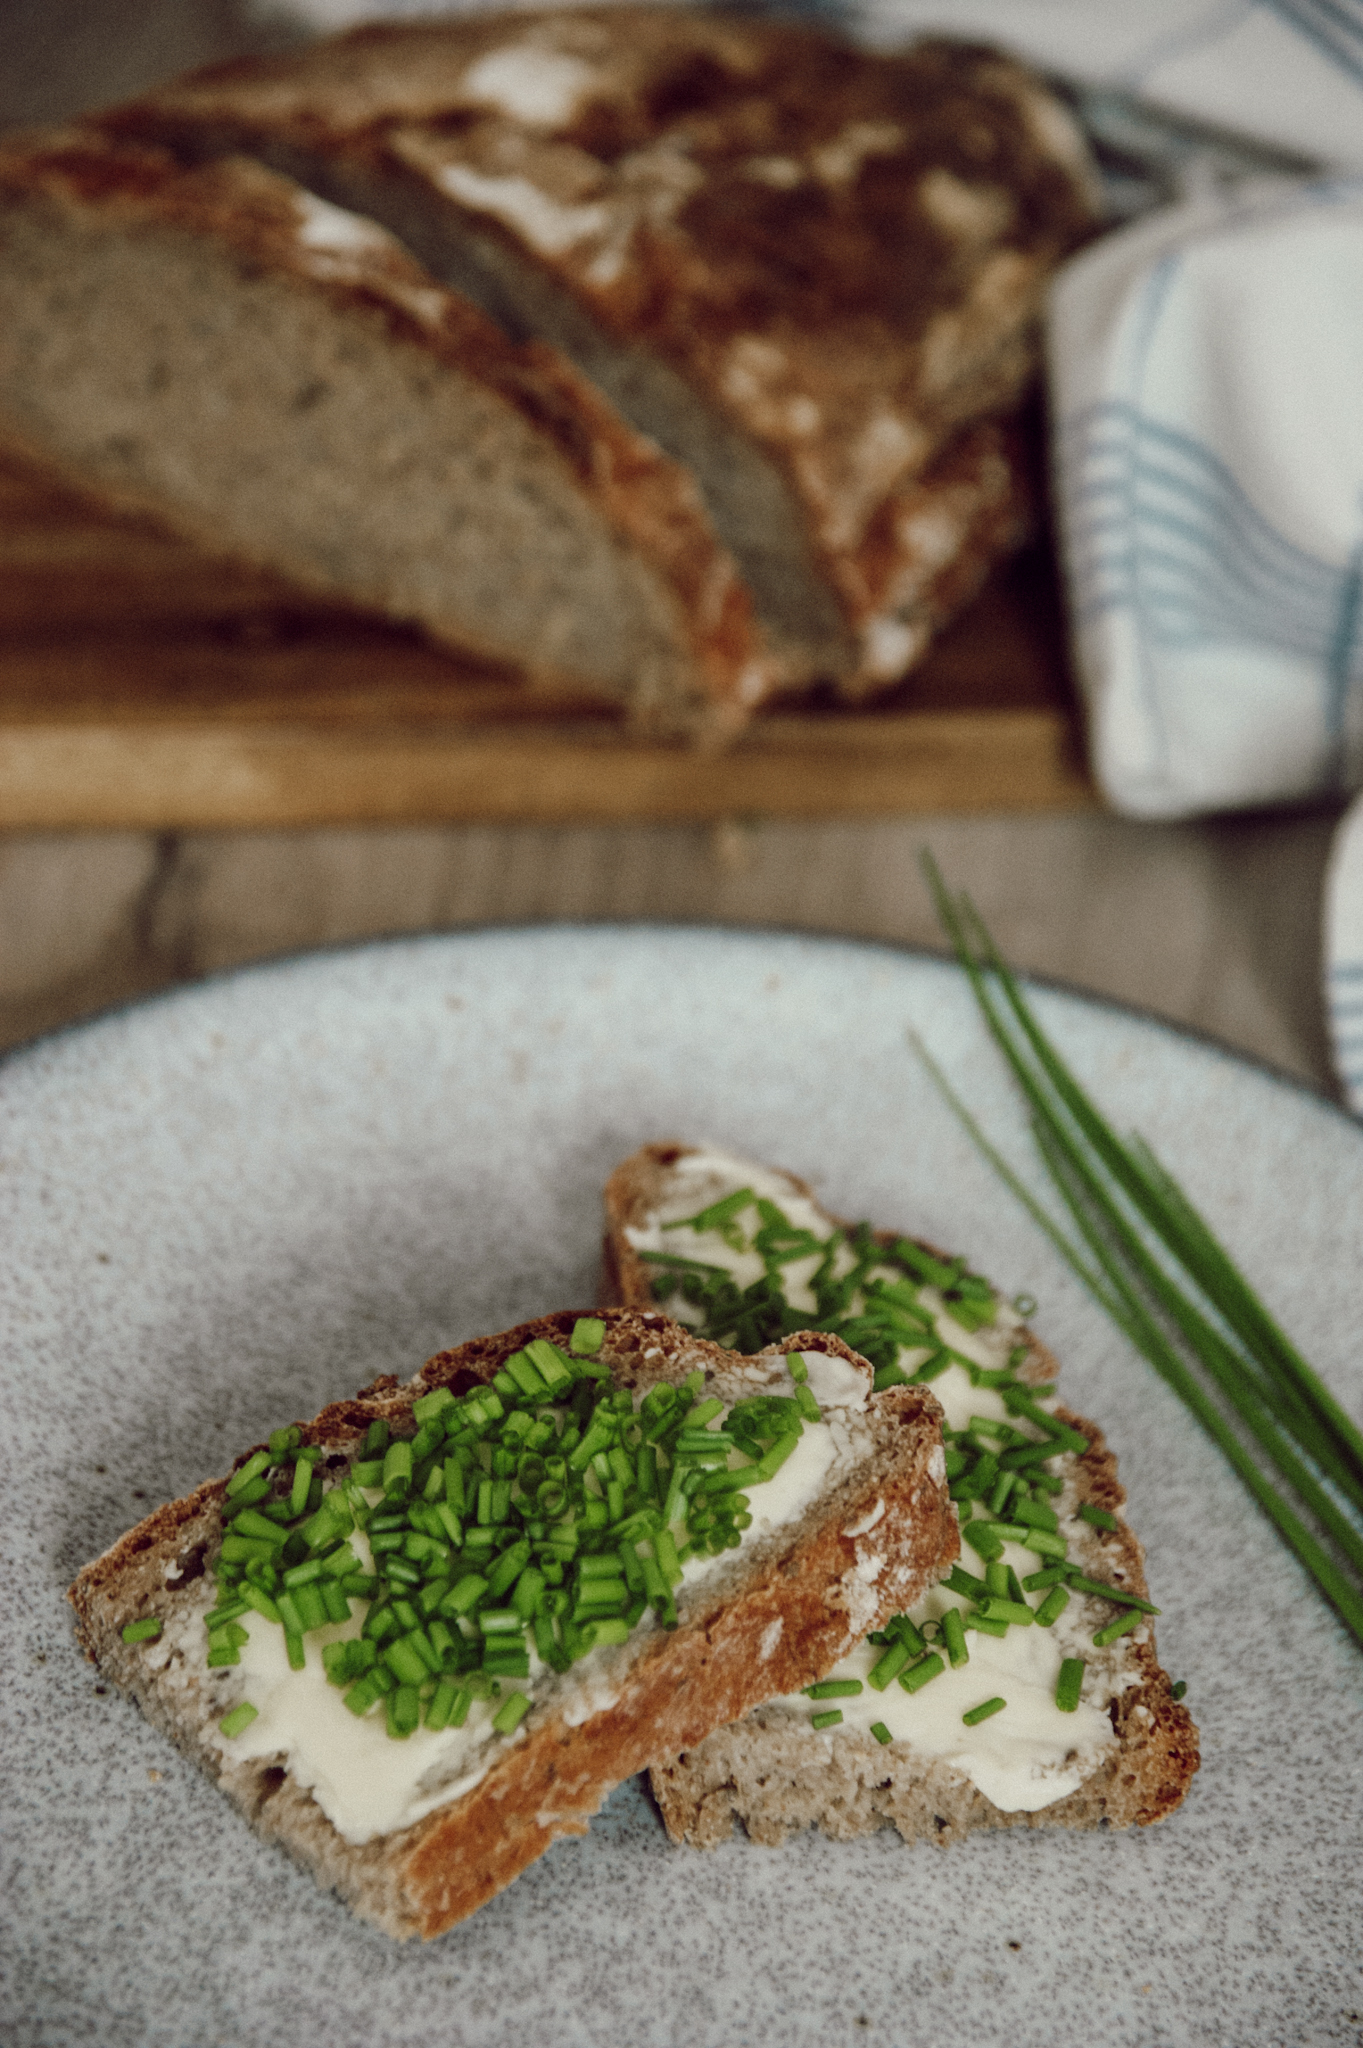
[602, 1144, 1199, 1846]
[0, 131, 768, 731]
[101, 8, 1094, 695]
[69, 1306, 956, 1937]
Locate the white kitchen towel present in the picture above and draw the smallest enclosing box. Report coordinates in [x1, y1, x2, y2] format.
[1047, 176, 1363, 819]
[1325, 789, 1363, 1114]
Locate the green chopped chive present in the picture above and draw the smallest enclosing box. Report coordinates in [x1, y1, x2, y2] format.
[962, 1695, 1006, 1726]
[1171, 1679, 1188, 1701]
[810, 1708, 844, 1730]
[1034, 1585, 1070, 1628]
[1078, 1501, 1119, 1532]
[225, 1450, 270, 1498]
[1055, 1657, 1085, 1712]
[940, 1608, 969, 1667]
[1064, 1573, 1159, 1614]
[968, 1614, 1009, 1637]
[492, 1691, 532, 1735]
[804, 1678, 863, 1699]
[870, 1721, 893, 1745]
[1021, 1565, 1069, 1592]
[1093, 1607, 1146, 1647]
[899, 1652, 945, 1693]
[121, 1615, 163, 1644]
[569, 1318, 606, 1357]
[867, 1639, 913, 1691]
[218, 1701, 258, 1738]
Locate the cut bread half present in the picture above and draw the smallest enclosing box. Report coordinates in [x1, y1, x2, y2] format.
[68, 1306, 956, 1938]
[602, 1144, 1199, 1846]
[0, 131, 768, 732]
[100, 7, 1093, 696]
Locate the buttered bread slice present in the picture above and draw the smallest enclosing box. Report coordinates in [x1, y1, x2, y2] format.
[69, 1307, 955, 1937]
[603, 1145, 1199, 1846]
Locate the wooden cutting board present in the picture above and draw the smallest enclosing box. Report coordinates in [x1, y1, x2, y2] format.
[0, 451, 1094, 829]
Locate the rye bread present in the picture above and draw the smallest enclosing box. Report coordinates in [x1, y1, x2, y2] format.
[68, 1306, 957, 1938]
[602, 1143, 1199, 1846]
[0, 131, 768, 732]
[100, 7, 1094, 696]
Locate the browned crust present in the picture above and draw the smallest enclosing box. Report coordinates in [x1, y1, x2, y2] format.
[0, 130, 769, 729]
[599, 1143, 1199, 1840]
[99, 9, 1097, 691]
[69, 1306, 956, 1939]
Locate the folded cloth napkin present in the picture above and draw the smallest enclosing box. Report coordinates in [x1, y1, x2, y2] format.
[1047, 176, 1363, 819]
[1325, 791, 1363, 1115]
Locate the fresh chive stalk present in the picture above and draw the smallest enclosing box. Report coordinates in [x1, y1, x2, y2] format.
[919, 852, 1363, 1652]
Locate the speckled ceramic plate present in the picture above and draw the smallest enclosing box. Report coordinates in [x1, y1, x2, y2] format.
[4, 926, 1361, 2048]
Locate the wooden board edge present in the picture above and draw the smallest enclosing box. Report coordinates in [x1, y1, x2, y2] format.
[0, 709, 1096, 829]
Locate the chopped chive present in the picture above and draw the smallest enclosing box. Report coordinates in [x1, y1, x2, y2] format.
[870, 1721, 893, 1746]
[1093, 1607, 1146, 1647]
[569, 1318, 605, 1357]
[1034, 1585, 1070, 1628]
[1064, 1573, 1159, 1614]
[968, 1614, 1009, 1637]
[1021, 1565, 1068, 1592]
[1078, 1501, 1120, 1532]
[284, 1632, 305, 1672]
[962, 1695, 1006, 1726]
[1055, 1657, 1085, 1712]
[867, 1639, 913, 1691]
[899, 1652, 945, 1693]
[946, 1564, 989, 1602]
[1171, 1679, 1188, 1701]
[941, 1608, 969, 1667]
[218, 1701, 258, 1738]
[804, 1678, 863, 1699]
[978, 1597, 1034, 1628]
[121, 1616, 163, 1644]
[492, 1691, 532, 1735]
[225, 1451, 270, 1498]
[810, 1708, 844, 1730]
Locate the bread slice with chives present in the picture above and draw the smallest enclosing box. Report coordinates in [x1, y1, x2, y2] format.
[602, 1144, 1199, 1848]
[68, 1306, 956, 1938]
[0, 131, 769, 733]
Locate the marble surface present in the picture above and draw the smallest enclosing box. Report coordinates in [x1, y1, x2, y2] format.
[3, 926, 1361, 2047]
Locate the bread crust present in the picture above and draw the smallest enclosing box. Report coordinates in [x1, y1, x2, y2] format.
[600, 1143, 1199, 1844]
[69, 1307, 957, 1938]
[100, 8, 1093, 694]
[0, 130, 769, 731]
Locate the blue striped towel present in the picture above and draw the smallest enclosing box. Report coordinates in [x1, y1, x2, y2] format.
[1047, 177, 1363, 819]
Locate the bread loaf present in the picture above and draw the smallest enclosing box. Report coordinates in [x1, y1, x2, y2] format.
[602, 1144, 1199, 1847]
[0, 130, 769, 732]
[103, 7, 1097, 696]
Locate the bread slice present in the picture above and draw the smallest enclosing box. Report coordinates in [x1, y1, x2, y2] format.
[0, 130, 769, 733]
[68, 1306, 956, 1938]
[602, 1144, 1199, 1847]
[100, 7, 1095, 697]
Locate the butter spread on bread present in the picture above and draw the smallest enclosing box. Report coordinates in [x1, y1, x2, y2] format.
[603, 1145, 1199, 1843]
